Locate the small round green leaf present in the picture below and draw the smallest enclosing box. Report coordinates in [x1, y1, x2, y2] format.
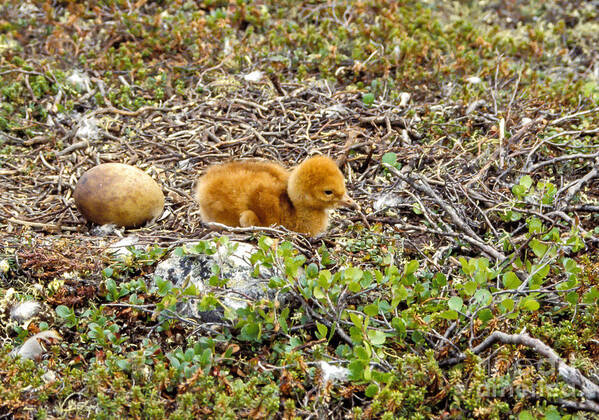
[448, 296, 463, 311]
[478, 308, 493, 322]
[503, 271, 522, 289]
[364, 303, 379, 317]
[382, 152, 398, 166]
[520, 298, 540, 311]
[55, 305, 71, 318]
[440, 310, 458, 320]
[365, 383, 379, 397]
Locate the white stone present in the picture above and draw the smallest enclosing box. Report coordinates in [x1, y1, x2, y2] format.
[466, 76, 482, 84]
[243, 70, 264, 83]
[399, 92, 411, 107]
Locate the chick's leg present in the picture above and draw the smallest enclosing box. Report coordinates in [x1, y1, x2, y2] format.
[240, 210, 260, 227]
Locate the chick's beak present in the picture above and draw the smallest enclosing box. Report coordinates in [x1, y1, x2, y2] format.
[339, 193, 359, 210]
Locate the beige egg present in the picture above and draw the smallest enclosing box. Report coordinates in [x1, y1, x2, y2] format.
[74, 163, 164, 227]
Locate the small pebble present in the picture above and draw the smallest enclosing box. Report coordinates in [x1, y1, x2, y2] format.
[399, 92, 411, 107]
[243, 70, 264, 83]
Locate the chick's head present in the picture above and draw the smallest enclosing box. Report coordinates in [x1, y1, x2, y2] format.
[288, 156, 356, 210]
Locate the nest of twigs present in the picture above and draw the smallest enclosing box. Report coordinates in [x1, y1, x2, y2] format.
[1, 76, 598, 266]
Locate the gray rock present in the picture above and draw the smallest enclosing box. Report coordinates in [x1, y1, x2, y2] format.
[153, 241, 276, 322]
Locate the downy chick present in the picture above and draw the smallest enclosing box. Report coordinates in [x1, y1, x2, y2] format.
[194, 156, 356, 235]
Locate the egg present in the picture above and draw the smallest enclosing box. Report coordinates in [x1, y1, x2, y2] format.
[74, 163, 164, 227]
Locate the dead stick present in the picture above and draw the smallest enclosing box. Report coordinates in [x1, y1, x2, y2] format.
[440, 331, 599, 407]
[383, 164, 505, 261]
[5, 218, 79, 232]
[559, 158, 599, 207]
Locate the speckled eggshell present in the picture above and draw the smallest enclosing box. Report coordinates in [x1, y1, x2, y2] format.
[74, 163, 164, 227]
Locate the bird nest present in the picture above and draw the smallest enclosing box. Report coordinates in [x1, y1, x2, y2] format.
[1, 75, 598, 269]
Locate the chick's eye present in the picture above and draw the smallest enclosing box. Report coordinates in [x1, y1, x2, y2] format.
[324, 190, 333, 196]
